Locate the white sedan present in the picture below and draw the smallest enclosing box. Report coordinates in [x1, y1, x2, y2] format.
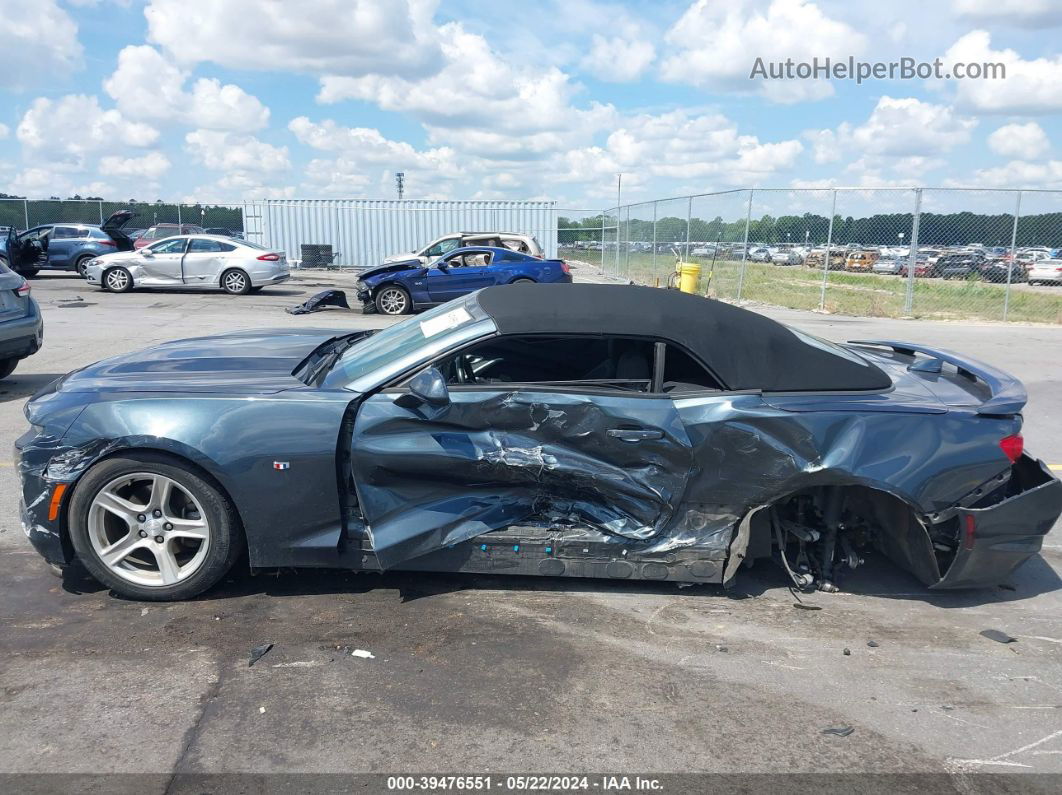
[84, 235, 290, 295]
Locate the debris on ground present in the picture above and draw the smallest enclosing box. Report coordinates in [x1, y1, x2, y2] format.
[822, 726, 854, 737]
[843, 647, 851, 656]
[351, 649, 375, 659]
[285, 289, 350, 315]
[980, 629, 1017, 644]
[715, 644, 729, 652]
[248, 642, 275, 667]
[867, 640, 879, 648]
[793, 603, 822, 611]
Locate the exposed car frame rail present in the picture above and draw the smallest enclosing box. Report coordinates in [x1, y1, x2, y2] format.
[849, 340, 1027, 415]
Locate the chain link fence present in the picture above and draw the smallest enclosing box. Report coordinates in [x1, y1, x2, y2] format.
[564, 188, 1062, 324]
[0, 198, 245, 236]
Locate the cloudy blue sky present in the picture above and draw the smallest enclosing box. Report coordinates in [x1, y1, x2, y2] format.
[1, 0, 1060, 209]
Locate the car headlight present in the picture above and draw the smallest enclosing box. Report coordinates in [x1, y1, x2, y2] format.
[356, 280, 368, 291]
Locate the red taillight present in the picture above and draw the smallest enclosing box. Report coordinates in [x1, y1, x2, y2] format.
[999, 434, 1023, 464]
[963, 514, 977, 550]
[560, 260, 570, 274]
[257, 253, 281, 261]
[14, 282, 30, 297]
[99, 240, 116, 247]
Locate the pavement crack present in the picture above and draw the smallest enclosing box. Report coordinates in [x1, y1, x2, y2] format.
[164, 657, 227, 791]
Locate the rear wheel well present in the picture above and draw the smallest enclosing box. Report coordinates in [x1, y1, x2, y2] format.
[742, 484, 938, 589]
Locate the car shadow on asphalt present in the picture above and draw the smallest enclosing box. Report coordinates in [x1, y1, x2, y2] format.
[0, 372, 62, 403]
[58, 551, 1061, 607]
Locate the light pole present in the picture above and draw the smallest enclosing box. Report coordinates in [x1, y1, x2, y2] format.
[898, 231, 905, 252]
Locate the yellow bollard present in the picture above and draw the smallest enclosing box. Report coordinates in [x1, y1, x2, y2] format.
[677, 261, 701, 293]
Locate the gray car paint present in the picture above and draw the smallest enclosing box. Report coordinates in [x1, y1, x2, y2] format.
[14, 292, 1062, 591]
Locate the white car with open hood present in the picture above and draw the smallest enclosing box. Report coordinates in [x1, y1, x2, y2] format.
[84, 235, 290, 295]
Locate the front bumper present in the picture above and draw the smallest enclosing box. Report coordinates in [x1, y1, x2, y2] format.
[932, 455, 1062, 588]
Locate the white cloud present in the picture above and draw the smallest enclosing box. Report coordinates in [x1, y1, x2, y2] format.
[185, 130, 290, 174]
[317, 22, 615, 158]
[942, 31, 1062, 114]
[104, 46, 269, 132]
[17, 95, 159, 160]
[145, 0, 442, 77]
[289, 117, 463, 197]
[0, 124, 9, 140]
[846, 97, 976, 156]
[580, 33, 655, 82]
[804, 97, 975, 174]
[1, 0, 83, 90]
[987, 122, 1050, 160]
[546, 110, 804, 195]
[660, 0, 867, 103]
[965, 159, 1062, 188]
[100, 152, 172, 179]
[953, 0, 1062, 27]
[8, 167, 114, 200]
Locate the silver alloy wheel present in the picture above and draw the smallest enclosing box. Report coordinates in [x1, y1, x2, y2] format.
[378, 287, 408, 314]
[105, 269, 130, 291]
[223, 271, 247, 293]
[87, 472, 211, 587]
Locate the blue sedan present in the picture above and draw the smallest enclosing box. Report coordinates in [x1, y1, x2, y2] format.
[356, 246, 572, 314]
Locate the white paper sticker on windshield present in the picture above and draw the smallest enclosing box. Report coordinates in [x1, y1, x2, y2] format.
[420, 306, 472, 337]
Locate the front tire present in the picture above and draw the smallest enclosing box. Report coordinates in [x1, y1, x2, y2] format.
[220, 268, 251, 295]
[68, 454, 243, 601]
[0, 357, 18, 380]
[75, 256, 94, 279]
[103, 267, 133, 292]
[511, 278, 535, 284]
[375, 284, 411, 315]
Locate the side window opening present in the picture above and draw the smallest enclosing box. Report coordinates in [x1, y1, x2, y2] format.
[436, 335, 655, 392]
[662, 344, 723, 393]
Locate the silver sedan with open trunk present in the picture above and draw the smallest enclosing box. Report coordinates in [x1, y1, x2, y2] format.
[84, 235, 290, 295]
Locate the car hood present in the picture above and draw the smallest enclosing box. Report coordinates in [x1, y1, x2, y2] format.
[382, 251, 426, 264]
[359, 260, 425, 280]
[56, 328, 344, 394]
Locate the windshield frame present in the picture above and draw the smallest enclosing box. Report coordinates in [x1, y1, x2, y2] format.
[320, 298, 496, 391]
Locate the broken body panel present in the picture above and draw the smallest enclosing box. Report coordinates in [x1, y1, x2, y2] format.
[16, 286, 1062, 592]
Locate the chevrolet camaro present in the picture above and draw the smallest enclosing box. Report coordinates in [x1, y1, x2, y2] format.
[16, 284, 1061, 601]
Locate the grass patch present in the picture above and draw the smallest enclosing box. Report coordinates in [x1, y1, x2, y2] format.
[571, 250, 1062, 324]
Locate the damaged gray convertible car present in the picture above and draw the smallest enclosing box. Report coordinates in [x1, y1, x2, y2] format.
[17, 284, 1062, 600]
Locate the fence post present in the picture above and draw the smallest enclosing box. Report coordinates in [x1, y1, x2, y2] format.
[1003, 190, 1021, 322]
[737, 189, 754, 300]
[23, 199, 29, 230]
[600, 212, 606, 273]
[98, 200, 104, 224]
[903, 188, 922, 316]
[819, 189, 838, 311]
[684, 196, 692, 261]
[651, 200, 658, 286]
[177, 204, 182, 226]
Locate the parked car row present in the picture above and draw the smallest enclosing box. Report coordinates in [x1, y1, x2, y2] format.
[0, 212, 246, 277]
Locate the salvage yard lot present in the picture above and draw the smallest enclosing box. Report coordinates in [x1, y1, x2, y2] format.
[2, 270, 1062, 786]
[579, 251, 1062, 324]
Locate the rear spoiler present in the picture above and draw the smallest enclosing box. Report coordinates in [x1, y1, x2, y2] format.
[849, 340, 1027, 416]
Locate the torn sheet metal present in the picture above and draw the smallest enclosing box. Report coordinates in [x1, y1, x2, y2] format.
[350, 388, 695, 569]
[285, 289, 350, 315]
[349, 381, 1058, 588]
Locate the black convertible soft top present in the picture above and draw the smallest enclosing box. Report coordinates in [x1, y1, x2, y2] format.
[475, 283, 890, 392]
